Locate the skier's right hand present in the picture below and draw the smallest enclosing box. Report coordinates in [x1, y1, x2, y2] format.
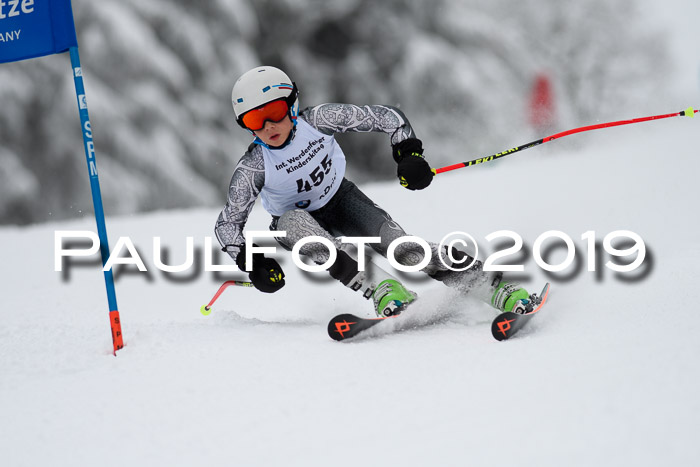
[236, 245, 286, 293]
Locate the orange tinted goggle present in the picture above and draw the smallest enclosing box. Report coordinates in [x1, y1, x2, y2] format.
[240, 100, 290, 131]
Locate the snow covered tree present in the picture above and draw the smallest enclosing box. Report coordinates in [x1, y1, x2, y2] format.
[0, 0, 669, 224]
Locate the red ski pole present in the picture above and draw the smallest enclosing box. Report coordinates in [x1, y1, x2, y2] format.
[434, 106, 698, 175]
[200, 280, 255, 315]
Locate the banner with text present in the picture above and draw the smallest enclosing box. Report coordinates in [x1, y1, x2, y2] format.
[0, 0, 77, 64]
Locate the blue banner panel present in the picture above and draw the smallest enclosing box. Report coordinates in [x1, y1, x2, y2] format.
[0, 0, 78, 64]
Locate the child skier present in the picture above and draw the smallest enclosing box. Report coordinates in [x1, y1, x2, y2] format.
[215, 65, 533, 317]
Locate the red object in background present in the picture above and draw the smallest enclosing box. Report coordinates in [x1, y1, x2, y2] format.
[529, 73, 556, 131]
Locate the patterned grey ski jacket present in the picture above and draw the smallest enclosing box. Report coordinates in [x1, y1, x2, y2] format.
[215, 103, 416, 260]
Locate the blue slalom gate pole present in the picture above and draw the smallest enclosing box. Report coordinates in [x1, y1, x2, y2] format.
[68, 46, 124, 354]
[0, 0, 124, 355]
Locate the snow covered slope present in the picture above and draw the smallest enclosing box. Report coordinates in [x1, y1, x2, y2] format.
[1, 119, 699, 466]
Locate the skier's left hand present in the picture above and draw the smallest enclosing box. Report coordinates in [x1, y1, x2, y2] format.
[236, 245, 286, 293]
[392, 138, 434, 190]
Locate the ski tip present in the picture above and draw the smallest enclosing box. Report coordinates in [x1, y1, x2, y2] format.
[492, 312, 519, 341]
[327, 314, 360, 341]
[327, 313, 385, 341]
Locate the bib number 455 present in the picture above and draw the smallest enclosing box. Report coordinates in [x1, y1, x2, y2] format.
[296, 155, 332, 193]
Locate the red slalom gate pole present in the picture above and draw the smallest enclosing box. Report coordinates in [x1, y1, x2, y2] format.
[434, 107, 698, 175]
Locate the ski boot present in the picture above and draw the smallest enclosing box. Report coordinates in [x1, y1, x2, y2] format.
[491, 282, 533, 315]
[372, 279, 417, 317]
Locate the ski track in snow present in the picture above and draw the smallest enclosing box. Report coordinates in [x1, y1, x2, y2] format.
[1, 123, 700, 466]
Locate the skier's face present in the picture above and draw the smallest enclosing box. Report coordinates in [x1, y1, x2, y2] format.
[253, 116, 294, 148]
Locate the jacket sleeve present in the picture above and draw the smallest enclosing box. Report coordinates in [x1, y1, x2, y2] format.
[300, 104, 416, 145]
[214, 145, 265, 261]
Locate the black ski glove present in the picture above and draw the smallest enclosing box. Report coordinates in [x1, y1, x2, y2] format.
[392, 138, 434, 191]
[236, 244, 285, 293]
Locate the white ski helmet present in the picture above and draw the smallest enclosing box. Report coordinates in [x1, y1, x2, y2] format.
[231, 66, 299, 129]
